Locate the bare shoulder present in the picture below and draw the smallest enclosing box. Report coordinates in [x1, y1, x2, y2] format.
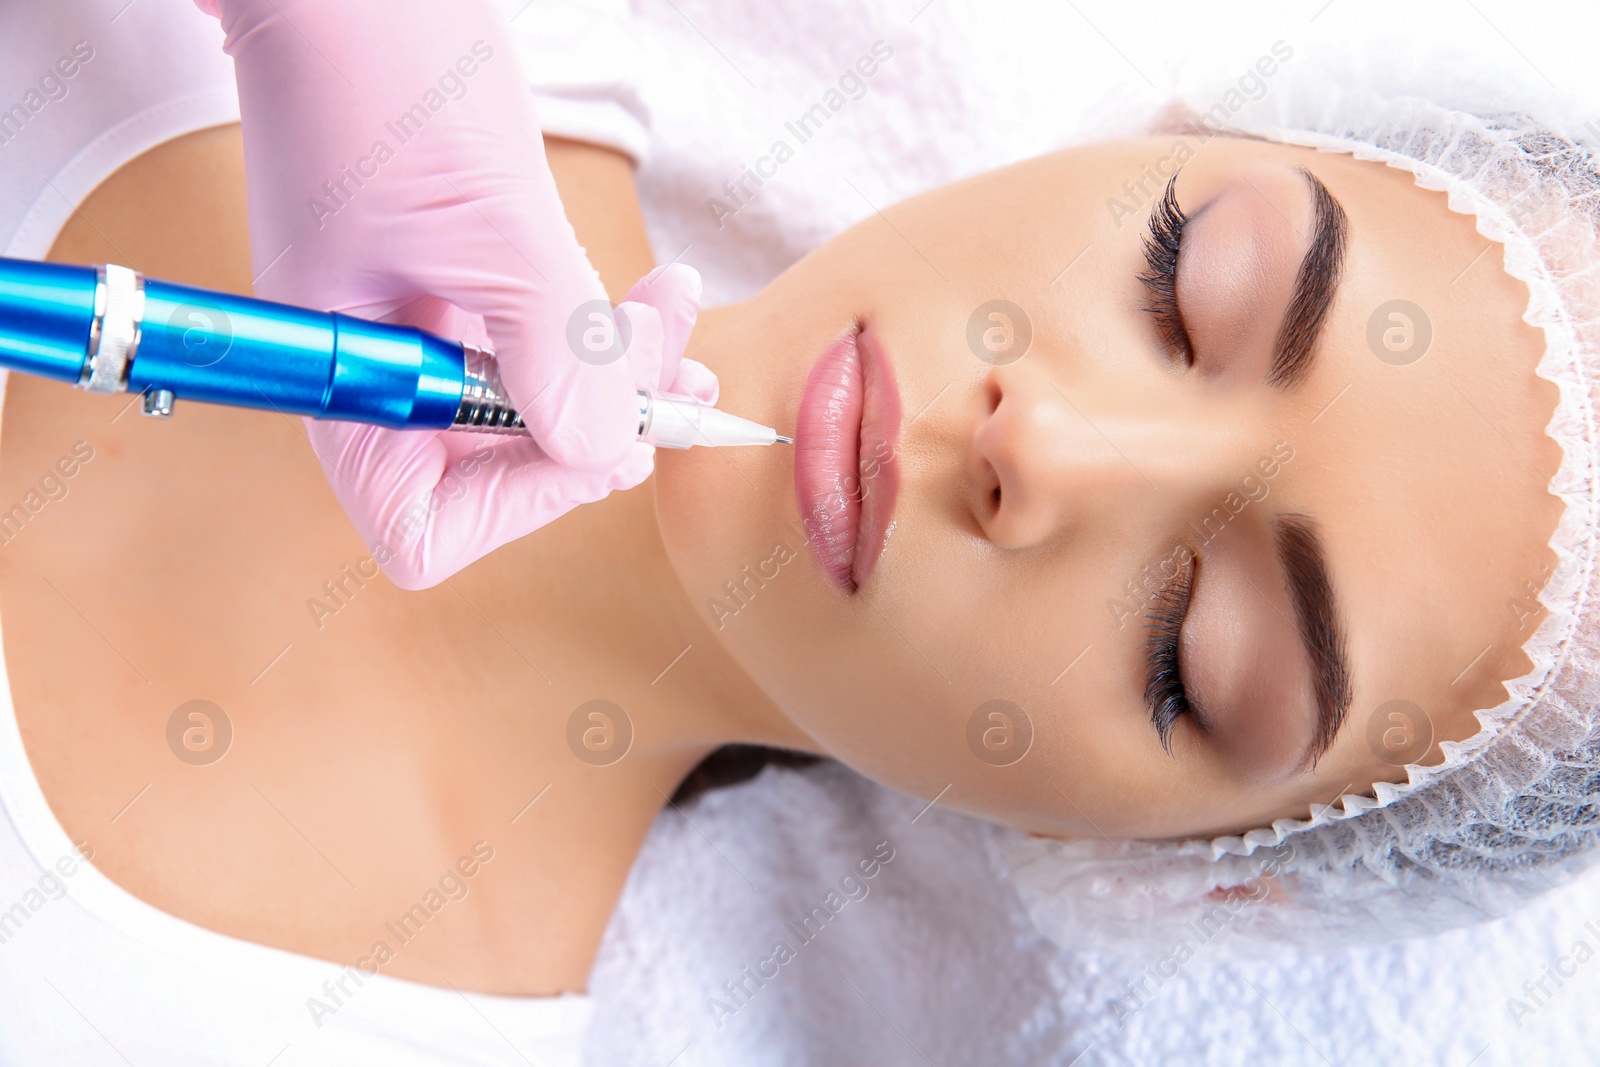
[47, 123, 251, 291]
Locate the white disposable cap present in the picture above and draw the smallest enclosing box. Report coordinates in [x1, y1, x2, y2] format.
[635, 390, 787, 449]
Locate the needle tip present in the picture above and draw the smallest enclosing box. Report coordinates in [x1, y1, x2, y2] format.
[775, 434, 794, 444]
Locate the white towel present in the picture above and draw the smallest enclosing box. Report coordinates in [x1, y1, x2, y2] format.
[588, 762, 1600, 1066]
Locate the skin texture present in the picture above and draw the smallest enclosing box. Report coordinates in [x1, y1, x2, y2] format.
[0, 124, 1560, 999]
[657, 135, 1565, 840]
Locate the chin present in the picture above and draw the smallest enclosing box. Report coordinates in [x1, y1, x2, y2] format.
[651, 445, 730, 593]
[652, 293, 876, 707]
[653, 441, 793, 635]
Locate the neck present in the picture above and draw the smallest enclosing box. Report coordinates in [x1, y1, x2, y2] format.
[519, 305, 818, 761]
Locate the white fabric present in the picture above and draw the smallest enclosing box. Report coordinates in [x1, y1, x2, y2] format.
[499, 0, 653, 166]
[0, 2, 239, 258]
[590, 762, 1600, 1066]
[0, 4, 593, 1064]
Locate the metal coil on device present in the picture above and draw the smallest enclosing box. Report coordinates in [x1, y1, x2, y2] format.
[453, 343, 529, 434]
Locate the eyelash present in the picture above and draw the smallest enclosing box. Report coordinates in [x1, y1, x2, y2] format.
[1138, 172, 1194, 366]
[1143, 553, 1196, 754]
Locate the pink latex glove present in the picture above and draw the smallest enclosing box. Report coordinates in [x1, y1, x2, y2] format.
[194, 0, 714, 589]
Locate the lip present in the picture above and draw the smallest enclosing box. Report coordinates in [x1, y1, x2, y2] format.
[794, 324, 902, 593]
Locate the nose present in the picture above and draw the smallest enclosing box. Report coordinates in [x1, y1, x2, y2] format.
[967, 361, 1243, 549]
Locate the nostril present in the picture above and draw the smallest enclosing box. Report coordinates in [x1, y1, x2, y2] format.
[981, 459, 1002, 517]
[985, 376, 1002, 415]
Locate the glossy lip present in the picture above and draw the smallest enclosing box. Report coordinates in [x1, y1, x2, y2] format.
[793, 324, 902, 593]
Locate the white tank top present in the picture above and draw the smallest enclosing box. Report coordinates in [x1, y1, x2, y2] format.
[0, 3, 592, 1062]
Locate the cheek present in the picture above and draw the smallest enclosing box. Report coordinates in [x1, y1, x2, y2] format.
[654, 379, 1154, 826]
[659, 446, 993, 795]
[718, 518, 1071, 814]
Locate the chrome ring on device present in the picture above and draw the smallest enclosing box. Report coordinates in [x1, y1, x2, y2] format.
[81, 263, 144, 395]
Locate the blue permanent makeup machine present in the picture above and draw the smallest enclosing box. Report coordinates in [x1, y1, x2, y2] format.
[0, 257, 789, 449]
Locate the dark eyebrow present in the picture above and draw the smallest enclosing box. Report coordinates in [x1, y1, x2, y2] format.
[1273, 514, 1353, 772]
[1266, 168, 1349, 389]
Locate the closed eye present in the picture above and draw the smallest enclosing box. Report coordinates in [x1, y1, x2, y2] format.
[1144, 550, 1198, 753]
[1138, 172, 1193, 367]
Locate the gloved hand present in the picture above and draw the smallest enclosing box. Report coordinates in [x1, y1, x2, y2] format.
[193, 0, 715, 589]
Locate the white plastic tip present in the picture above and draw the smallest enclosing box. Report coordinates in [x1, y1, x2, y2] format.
[635, 390, 789, 449]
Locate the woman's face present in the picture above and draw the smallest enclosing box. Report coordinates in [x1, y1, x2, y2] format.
[653, 134, 1564, 839]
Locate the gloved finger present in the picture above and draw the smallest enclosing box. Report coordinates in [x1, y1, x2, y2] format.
[302, 418, 455, 584]
[374, 294, 482, 347]
[211, 0, 639, 473]
[615, 300, 665, 395]
[623, 263, 705, 395]
[395, 177, 637, 476]
[672, 357, 720, 406]
[385, 438, 656, 589]
[307, 413, 656, 590]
